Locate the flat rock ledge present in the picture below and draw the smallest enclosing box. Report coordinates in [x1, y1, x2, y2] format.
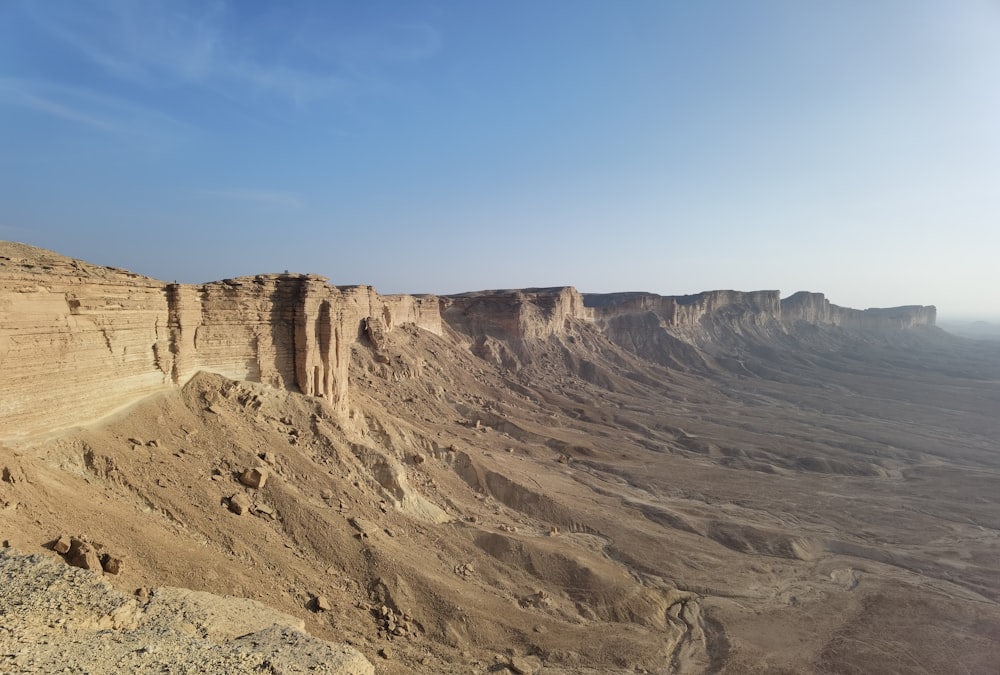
[0, 548, 374, 674]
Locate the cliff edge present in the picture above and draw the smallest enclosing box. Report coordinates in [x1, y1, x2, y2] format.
[1, 242, 936, 441]
[0, 242, 439, 440]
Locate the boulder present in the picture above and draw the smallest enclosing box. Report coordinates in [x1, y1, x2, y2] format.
[67, 539, 102, 573]
[229, 493, 252, 515]
[52, 535, 72, 554]
[101, 554, 123, 575]
[239, 467, 269, 489]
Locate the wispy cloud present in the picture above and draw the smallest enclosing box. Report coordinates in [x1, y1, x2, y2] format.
[303, 22, 443, 67]
[193, 188, 304, 209]
[1, 85, 115, 131]
[24, 0, 226, 84]
[0, 77, 191, 140]
[22, 1, 437, 106]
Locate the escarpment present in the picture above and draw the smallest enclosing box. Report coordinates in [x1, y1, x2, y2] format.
[0, 242, 935, 441]
[0, 243, 440, 440]
[586, 291, 787, 363]
[586, 289, 935, 334]
[781, 291, 937, 330]
[440, 287, 593, 341]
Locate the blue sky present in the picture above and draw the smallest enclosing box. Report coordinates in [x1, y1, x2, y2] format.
[1, 1, 998, 318]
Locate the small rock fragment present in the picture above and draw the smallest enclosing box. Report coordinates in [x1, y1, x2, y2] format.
[314, 595, 332, 612]
[349, 517, 378, 538]
[52, 535, 72, 554]
[239, 467, 269, 489]
[101, 554, 123, 575]
[67, 539, 102, 573]
[229, 493, 252, 515]
[1, 465, 24, 484]
[510, 655, 543, 674]
[253, 502, 276, 519]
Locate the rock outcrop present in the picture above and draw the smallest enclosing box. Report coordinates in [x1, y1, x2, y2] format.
[440, 287, 593, 341]
[0, 242, 440, 440]
[586, 289, 935, 334]
[583, 289, 936, 367]
[1, 242, 936, 441]
[781, 291, 937, 330]
[0, 549, 374, 674]
[586, 290, 783, 331]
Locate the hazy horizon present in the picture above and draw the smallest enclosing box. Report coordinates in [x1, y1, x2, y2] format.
[2, 1, 998, 318]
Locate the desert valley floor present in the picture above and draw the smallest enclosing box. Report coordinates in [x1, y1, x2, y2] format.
[1, 242, 999, 674]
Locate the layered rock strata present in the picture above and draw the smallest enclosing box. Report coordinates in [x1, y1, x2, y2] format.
[586, 289, 936, 333]
[781, 291, 937, 330]
[440, 287, 593, 341]
[0, 243, 439, 440]
[1, 242, 936, 442]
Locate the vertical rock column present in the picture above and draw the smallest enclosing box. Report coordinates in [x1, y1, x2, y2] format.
[294, 278, 348, 413]
[166, 284, 202, 385]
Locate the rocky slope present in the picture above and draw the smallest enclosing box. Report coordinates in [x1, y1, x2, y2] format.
[2, 242, 995, 675]
[0, 549, 373, 674]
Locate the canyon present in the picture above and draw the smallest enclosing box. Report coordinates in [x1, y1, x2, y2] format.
[1, 241, 997, 675]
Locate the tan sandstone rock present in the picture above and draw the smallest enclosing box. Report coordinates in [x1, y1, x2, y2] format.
[228, 493, 252, 515]
[67, 539, 102, 573]
[239, 467, 268, 489]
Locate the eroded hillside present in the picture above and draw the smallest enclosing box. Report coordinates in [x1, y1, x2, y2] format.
[2, 242, 998, 674]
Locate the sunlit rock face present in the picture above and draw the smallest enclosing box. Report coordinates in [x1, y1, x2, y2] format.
[0, 242, 441, 440]
[781, 291, 936, 330]
[0, 241, 934, 441]
[440, 287, 593, 341]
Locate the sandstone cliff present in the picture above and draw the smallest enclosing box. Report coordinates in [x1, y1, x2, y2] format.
[440, 287, 592, 341]
[1, 242, 936, 441]
[0, 243, 439, 440]
[781, 291, 937, 330]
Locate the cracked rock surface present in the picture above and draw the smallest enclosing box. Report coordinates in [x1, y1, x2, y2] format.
[0, 549, 373, 675]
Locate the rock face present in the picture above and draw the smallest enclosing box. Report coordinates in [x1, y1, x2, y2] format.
[0, 242, 440, 440]
[586, 289, 783, 333]
[440, 287, 592, 341]
[781, 291, 938, 330]
[582, 290, 936, 369]
[586, 289, 936, 334]
[0, 242, 935, 441]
